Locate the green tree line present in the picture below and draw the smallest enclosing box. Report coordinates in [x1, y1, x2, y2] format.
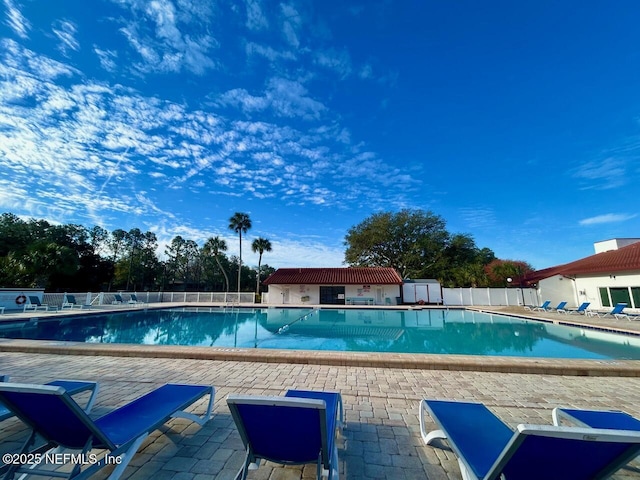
[0, 212, 274, 292]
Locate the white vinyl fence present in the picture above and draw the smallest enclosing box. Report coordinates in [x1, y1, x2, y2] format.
[7, 288, 534, 311]
[442, 287, 537, 307]
[29, 291, 255, 311]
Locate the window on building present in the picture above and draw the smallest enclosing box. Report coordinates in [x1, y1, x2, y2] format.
[632, 287, 640, 309]
[599, 287, 610, 307]
[610, 287, 632, 306]
[598, 286, 640, 309]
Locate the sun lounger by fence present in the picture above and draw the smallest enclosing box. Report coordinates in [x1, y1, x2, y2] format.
[227, 389, 343, 480]
[586, 303, 628, 318]
[524, 300, 550, 312]
[420, 399, 640, 480]
[561, 302, 590, 315]
[550, 301, 568, 312]
[61, 294, 90, 310]
[23, 296, 50, 313]
[0, 382, 214, 479]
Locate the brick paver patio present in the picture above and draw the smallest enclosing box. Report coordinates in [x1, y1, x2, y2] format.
[2, 351, 640, 479]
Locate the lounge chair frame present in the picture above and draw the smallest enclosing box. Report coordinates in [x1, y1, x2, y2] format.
[227, 391, 342, 480]
[0, 378, 99, 422]
[23, 296, 49, 313]
[420, 399, 640, 480]
[524, 300, 550, 312]
[0, 382, 214, 479]
[61, 295, 87, 310]
[552, 407, 640, 431]
[564, 302, 590, 315]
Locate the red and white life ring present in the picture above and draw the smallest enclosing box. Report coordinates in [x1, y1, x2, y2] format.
[15, 295, 27, 305]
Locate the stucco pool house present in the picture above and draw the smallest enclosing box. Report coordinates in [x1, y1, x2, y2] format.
[262, 267, 403, 305]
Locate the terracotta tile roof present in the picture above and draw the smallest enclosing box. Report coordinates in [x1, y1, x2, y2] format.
[262, 267, 403, 285]
[525, 241, 640, 283]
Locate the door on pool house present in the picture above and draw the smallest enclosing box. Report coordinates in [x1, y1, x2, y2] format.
[320, 286, 345, 305]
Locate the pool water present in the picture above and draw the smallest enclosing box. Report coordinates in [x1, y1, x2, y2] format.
[2, 307, 640, 359]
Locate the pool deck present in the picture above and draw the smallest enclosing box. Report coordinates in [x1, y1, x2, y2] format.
[1, 304, 640, 478]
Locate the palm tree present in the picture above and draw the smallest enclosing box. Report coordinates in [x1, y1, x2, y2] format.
[203, 236, 230, 292]
[228, 212, 252, 294]
[251, 237, 272, 295]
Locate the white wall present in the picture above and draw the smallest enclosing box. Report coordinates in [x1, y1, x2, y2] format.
[263, 284, 401, 305]
[537, 275, 578, 308]
[0, 288, 45, 311]
[574, 271, 640, 309]
[442, 287, 537, 306]
[594, 238, 640, 254]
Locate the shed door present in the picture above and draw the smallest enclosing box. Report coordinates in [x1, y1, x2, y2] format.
[320, 286, 345, 305]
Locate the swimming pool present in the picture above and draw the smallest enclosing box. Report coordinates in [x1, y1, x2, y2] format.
[2, 307, 640, 360]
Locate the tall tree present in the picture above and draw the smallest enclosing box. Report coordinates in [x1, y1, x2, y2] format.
[165, 236, 186, 289]
[484, 259, 534, 287]
[228, 212, 252, 294]
[107, 229, 127, 291]
[344, 209, 450, 278]
[251, 237, 272, 295]
[203, 236, 230, 292]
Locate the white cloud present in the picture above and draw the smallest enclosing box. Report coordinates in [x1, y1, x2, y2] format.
[458, 207, 497, 229]
[217, 77, 326, 120]
[314, 48, 352, 78]
[2, 0, 30, 39]
[245, 42, 296, 62]
[245, 0, 268, 30]
[114, 0, 217, 75]
[52, 19, 80, 56]
[280, 3, 302, 48]
[579, 213, 637, 226]
[94, 47, 118, 72]
[572, 157, 627, 190]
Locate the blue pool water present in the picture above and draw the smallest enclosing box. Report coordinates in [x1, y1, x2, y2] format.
[2, 307, 640, 359]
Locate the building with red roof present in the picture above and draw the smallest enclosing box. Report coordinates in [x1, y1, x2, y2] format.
[262, 267, 403, 305]
[524, 238, 640, 311]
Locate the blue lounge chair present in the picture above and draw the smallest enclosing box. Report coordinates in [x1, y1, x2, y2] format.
[112, 293, 124, 304]
[562, 302, 590, 315]
[589, 303, 628, 318]
[23, 296, 49, 313]
[552, 407, 640, 432]
[550, 301, 568, 312]
[420, 399, 640, 480]
[0, 382, 214, 479]
[0, 376, 99, 421]
[227, 389, 343, 480]
[524, 300, 550, 312]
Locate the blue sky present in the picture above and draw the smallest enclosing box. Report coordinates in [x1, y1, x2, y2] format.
[1, 1, 639, 271]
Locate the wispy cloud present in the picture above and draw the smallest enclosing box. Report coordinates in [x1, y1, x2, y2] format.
[0, 39, 421, 229]
[280, 3, 302, 49]
[52, 19, 80, 56]
[458, 207, 497, 229]
[579, 213, 637, 226]
[114, 0, 218, 75]
[2, 0, 30, 39]
[217, 77, 326, 120]
[245, 0, 268, 31]
[572, 157, 628, 190]
[245, 42, 296, 62]
[93, 47, 118, 72]
[314, 48, 352, 78]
